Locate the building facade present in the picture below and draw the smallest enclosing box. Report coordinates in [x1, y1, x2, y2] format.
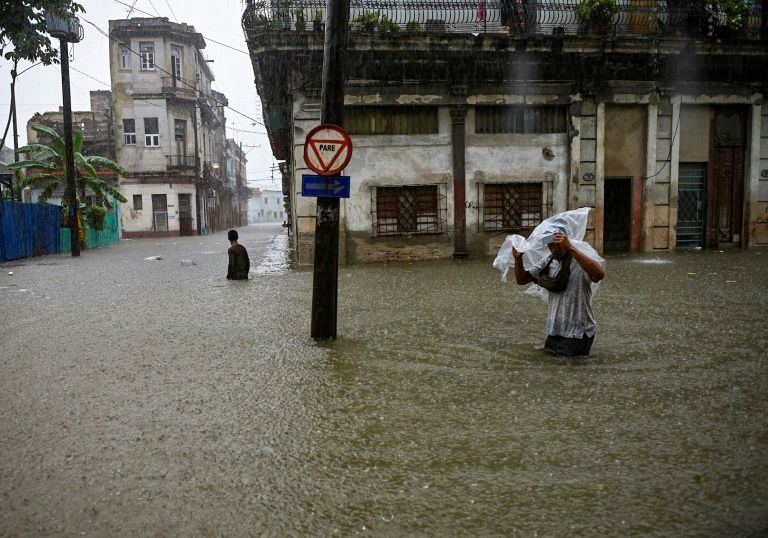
[109, 17, 235, 237]
[248, 188, 285, 223]
[21, 90, 117, 204]
[225, 139, 250, 226]
[243, 1, 768, 264]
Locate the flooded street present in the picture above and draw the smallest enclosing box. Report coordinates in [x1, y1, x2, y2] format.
[1, 225, 766, 537]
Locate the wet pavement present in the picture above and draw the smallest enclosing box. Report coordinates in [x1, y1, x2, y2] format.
[1, 225, 767, 537]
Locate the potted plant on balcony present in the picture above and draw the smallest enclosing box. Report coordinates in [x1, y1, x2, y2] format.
[276, 0, 291, 29]
[294, 8, 306, 31]
[405, 20, 422, 33]
[576, 0, 618, 36]
[356, 11, 380, 32]
[313, 9, 324, 32]
[378, 15, 399, 33]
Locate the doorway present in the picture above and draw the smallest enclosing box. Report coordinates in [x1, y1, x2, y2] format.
[151, 194, 168, 232]
[178, 193, 193, 236]
[677, 163, 706, 249]
[604, 177, 632, 252]
[707, 107, 746, 247]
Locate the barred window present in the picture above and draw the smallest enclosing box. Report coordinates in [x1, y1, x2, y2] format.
[483, 183, 544, 232]
[374, 185, 444, 236]
[346, 106, 438, 135]
[475, 105, 567, 134]
[133, 194, 143, 210]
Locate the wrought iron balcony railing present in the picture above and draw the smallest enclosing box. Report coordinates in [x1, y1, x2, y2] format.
[167, 154, 198, 171]
[161, 76, 197, 100]
[243, 0, 764, 40]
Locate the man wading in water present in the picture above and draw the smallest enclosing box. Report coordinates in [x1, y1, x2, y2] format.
[226, 229, 250, 280]
[512, 219, 605, 357]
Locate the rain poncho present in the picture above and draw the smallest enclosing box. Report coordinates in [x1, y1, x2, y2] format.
[494, 207, 606, 340]
[493, 207, 605, 302]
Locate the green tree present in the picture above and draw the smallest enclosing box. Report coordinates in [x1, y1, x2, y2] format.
[0, 1, 84, 152]
[0, 0, 84, 65]
[8, 123, 127, 214]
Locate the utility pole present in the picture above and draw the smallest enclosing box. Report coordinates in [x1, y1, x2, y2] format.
[310, 0, 349, 339]
[59, 38, 80, 257]
[238, 140, 243, 226]
[10, 65, 19, 202]
[47, 12, 83, 256]
[192, 101, 201, 235]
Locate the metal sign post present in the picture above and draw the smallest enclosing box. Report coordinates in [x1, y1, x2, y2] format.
[310, 0, 350, 339]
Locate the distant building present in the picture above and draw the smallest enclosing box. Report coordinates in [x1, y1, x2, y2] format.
[226, 139, 249, 226]
[0, 145, 14, 197]
[22, 91, 118, 204]
[109, 17, 238, 237]
[248, 188, 285, 223]
[244, 1, 768, 264]
[26, 90, 115, 160]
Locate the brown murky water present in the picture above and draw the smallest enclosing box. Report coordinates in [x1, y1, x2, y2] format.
[1, 226, 766, 536]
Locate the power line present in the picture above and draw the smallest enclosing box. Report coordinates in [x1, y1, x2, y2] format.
[163, 0, 179, 22]
[145, 0, 162, 18]
[111, 0, 251, 55]
[80, 17, 265, 128]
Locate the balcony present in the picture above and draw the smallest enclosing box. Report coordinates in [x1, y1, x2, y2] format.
[243, 0, 764, 40]
[167, 154, 198, 172]
[161, 76, 197, 100]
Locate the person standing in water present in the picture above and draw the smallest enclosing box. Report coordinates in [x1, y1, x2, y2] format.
[226, 229, 250, 280]
[512, 219, 605, 356]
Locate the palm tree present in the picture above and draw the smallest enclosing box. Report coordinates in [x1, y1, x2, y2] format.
[8, 123, 127, 211]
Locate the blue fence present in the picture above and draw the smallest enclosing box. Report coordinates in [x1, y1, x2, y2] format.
[0, 200, 63, 262]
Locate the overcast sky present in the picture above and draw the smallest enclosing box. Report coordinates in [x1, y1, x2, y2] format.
[0, 0, 281, 191]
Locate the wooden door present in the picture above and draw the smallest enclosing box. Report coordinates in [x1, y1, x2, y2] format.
[707, 107, 746, 247]
[178, 194, 193, 236]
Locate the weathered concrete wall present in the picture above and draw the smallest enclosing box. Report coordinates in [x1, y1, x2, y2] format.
[120, 184, 197, 236]
[679, 105, 710, 163]
[572, 96, 598, 246]
[605, 105, 646, 178]
[465, 104, 568, 256]
[752, 105, 768, 245]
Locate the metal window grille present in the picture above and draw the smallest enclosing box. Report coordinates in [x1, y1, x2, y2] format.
[346, 106, 439, 135]
[139, 41, 154, 70]
[676, 163, 707, 249]
[174, 119, 187, 140]
[371, 184, 446, 236]
[475, 105, 567, 134]
[151, 194, 168, 231]
[482, 182, 550, 232]
[132, 194, 143, 211]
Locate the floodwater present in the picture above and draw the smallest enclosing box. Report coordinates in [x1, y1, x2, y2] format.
[1, 224, 766, 537]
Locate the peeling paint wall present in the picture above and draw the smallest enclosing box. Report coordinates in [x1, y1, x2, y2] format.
[755, 107, 768, 245]
[679, 106, 710, 163]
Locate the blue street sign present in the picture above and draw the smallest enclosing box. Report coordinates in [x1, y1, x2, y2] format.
[301, 174, 351, 198]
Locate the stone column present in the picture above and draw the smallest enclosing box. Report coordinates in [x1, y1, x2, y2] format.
[451, 107, 468, 259]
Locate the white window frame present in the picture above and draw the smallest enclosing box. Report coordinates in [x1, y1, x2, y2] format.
[118, 44, 131, 70]
[123, 118, 136, 145]
[171, 45, 183, 80]
[144, 117, 160, 147]
[139, 41, 155, 71]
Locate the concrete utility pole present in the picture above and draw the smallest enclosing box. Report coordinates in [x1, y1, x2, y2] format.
[9, 67, 19, 202]
[59, 38, 80, 257]
[310, 0, 349, 339]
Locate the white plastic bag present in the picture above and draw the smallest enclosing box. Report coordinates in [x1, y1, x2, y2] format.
[493, 207, 603, 300]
